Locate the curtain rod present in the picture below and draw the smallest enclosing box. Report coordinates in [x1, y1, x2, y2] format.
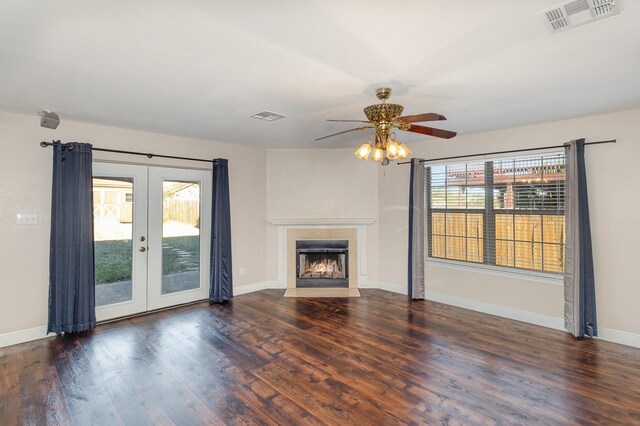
[396, 139, 616, 165]
[40, 140, 214, 164]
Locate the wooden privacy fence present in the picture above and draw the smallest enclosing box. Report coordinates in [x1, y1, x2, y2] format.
[163, 199, 200, 227]
[430, 213, 565, 273]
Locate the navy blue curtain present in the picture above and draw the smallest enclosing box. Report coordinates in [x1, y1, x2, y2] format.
[564, 139, 597, 337]
[209, 158, 233, 303]
[408, 158, 425, 299]
[576, 140, 597, 337]
[48, 142, 96, 334]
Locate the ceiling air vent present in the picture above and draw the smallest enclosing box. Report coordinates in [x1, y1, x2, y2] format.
[250, 110, 287, 122]
[540, 0, 620, 33]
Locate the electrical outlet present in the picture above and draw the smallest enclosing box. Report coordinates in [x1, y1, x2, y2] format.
[239, 268, 245, 277]
[17, 213, 38, 225]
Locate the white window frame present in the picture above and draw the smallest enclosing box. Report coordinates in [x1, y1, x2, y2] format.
[424, 151, 566, 283]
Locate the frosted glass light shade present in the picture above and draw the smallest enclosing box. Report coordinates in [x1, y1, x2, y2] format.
[397, 143, 411, 159]
[371, 146, 384, 162]
[386, 139, 400, 160]
[354, 142, 373, 160]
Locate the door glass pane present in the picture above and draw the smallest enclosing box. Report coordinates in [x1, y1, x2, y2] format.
[93, 178, 134, 306]
[162, 180, 201, 294]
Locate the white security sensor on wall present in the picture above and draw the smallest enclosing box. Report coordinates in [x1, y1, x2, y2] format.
[38, 110, 60, 129]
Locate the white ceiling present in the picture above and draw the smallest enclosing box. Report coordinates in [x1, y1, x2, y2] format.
[1, 1, 639, 149]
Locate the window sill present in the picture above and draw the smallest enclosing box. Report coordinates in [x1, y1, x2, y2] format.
[425, 258, 564, 286]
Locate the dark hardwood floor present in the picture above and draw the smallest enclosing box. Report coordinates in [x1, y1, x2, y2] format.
[1, 289, 640, 425]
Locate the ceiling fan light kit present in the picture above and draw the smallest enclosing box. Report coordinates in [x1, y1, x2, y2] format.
[318, 87, 455, 165]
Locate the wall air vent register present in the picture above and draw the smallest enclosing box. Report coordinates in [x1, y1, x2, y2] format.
[250, 110, 288, 122]
[541, 0, 620, 33]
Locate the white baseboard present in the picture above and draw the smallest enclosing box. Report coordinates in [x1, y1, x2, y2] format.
[360, 283, 568, 333]
[0, 281, 283, 349]
[3, 283, 638, 350]
[424, 290, 640, 349]
[361, 280, 406, 294]
[0, 325, 49, 349]
[280, 280, 640, 349]
[599, 327, 640, 349]
[425, 290, 565, 331]
[234, 280, 282, 296]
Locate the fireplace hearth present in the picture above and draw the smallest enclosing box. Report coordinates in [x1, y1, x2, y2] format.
[296, 240, 348, 288]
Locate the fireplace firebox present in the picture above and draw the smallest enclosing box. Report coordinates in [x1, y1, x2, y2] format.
[296, 240, 348, 288]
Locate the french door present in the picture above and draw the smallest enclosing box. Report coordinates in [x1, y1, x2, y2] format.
[92, 162, 211, 321]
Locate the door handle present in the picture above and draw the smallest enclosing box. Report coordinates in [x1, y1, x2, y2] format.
[139, 247, 147, 252]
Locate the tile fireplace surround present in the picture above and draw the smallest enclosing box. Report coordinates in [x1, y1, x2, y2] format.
[268, 218, 375, 297]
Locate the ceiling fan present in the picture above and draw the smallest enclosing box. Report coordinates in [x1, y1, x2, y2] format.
[316, 88, 456, 165]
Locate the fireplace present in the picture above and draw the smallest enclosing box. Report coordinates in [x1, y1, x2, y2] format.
[296, 240, 348, 288]
[269, 221, 369, 297]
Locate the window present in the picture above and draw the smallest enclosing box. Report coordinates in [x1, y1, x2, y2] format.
[426, 153, 565, 274]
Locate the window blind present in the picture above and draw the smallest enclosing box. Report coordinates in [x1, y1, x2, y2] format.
[426, 152, 566, 274]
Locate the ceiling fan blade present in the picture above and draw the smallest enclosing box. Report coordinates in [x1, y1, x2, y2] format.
[397, 113, 446, 124]
[327, 119, 371, 123]
[405, 124, 457, 139]
[315, 126, 373, 141]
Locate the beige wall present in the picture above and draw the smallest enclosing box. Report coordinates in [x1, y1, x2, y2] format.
[2, 106, 639, 339]
[265, 149, 379, 283]
[378, 108, 640, 335]
[0, 110, 266, 335]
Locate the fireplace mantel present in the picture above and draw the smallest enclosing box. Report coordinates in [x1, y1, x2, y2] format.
[268, 218, 375, 226]
[269, 218, 375, 296]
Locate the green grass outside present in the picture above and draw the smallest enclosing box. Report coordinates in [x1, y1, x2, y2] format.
[95, 235, 199, 284]
[95, 240, 132, 284]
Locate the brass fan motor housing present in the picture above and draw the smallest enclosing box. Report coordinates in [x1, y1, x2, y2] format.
[363, 103, 404, 123]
